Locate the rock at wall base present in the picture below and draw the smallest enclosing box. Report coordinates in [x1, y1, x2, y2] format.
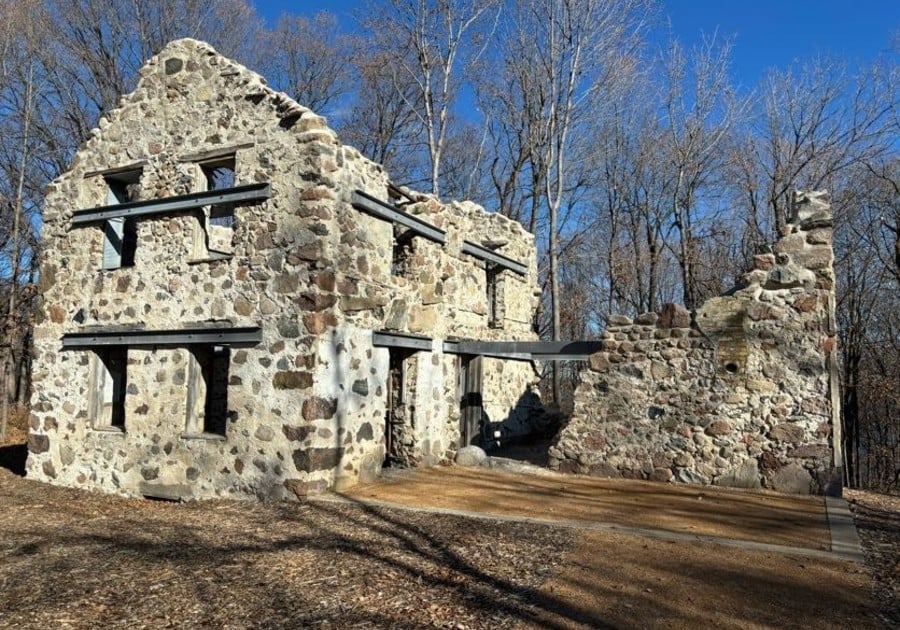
[283, 478, 328, 500]
[455, 445, 487, 467]
[714, 458, 761, 489]
[676, 468, 709, 485]
[771, 463, 815, 495]
[139, 482, 193, 501]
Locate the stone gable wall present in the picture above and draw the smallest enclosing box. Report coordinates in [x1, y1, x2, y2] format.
[26, 39, 542, 500]
[551, 192, 840, 494]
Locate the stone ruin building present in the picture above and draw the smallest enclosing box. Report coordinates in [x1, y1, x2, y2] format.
[550, 191, 842, 495]
[26, 39, 841, 500]
[25, 39, 543, 500]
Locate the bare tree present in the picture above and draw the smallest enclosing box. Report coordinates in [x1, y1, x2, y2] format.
[365, 0, 499, 196]
[501, 0, 647, 401]
[734, 57, 894, 238]
[339, 47, 424, 184]
[586, 90, 678, 318]
[661, 34, 747, 309]
[474, 28, 546, 228]
[265, 12, 353, 116]
[0, 0, 43, 441]
[835, 155, 900, 489]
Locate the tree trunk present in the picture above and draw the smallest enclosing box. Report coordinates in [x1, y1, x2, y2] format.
[0, 62, 32, 443]
[550, 200, 561, 404]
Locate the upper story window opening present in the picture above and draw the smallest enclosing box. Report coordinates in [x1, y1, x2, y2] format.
[192, 156, 236, 260]
[487, 264, 505, 329]
[202, 159, 236, 228]
[102, 169, 142, 270]
[392, 228, 416, 278]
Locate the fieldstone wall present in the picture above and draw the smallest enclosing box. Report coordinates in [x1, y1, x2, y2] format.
[26, 39, 541, 501]
[551, 191, 840, 494]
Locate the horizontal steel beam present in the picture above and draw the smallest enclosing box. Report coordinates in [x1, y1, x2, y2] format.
[453, 340, 602, 357]
[70, 183, 271, 225]
[62, 326, 263, 348]
[372, 330, 433, 351]
[374, 332, 598, 361]
[460, 241, 528, 276]
[351, 191, 446, 244]
[467, 350, 534, 361]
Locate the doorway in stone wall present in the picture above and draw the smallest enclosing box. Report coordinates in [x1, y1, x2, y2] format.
[385, 348, 414, 467]
[459, 354, 484, 447]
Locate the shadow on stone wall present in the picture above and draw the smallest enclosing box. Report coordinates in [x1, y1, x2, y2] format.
[478, 389, 562, 464]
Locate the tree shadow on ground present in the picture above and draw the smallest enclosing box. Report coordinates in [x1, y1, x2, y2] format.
[0, 485, 608, 629]
[0, 443, 26, 476]
[309, 497, 612, 629]
[0, 471, 889, 629]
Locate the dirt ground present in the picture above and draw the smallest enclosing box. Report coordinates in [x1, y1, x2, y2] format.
[516, 531, 877, 630]
[342, 466, 890, 629]
[0, 417, 896, 628]
[343, 466, 831, 551]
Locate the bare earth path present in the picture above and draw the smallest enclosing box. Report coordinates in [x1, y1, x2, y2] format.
[341, 466, 832, 551]
[340, 466, 887, 628]
[0, 427, 895, 628]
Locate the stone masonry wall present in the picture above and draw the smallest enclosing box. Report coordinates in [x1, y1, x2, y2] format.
[26, 39, 541, 501]
[551, 191, 840, 494]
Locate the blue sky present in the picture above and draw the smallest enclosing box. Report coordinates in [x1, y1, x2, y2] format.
[254, 0, 898, 89]
[660, 1, 897, 89]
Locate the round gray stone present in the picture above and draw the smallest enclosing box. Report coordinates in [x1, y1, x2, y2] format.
[455, 445, 487, 467]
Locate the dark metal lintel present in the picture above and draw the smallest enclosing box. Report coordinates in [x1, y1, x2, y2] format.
[62, 326, 263, 348]
[372, 330, 434, 351]
[71, 183, 271, 225]
[460, 241, 528, 276]
[454, 340, 602, 357]
[352, 191, 446, 244]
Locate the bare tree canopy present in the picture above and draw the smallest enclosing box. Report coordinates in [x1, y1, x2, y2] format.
[264, 12, 353, 115]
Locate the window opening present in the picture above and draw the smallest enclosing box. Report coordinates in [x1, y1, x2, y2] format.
[186, 345, 230, 437]
[192, 157, 236, 260]
[385, 348, 415, 467]
[459, 354, 484, 447]
[102, 170, 141, 269]
[91, 348, 127, 430]
[392, 228, 416, 277]
[203, 161, 236, 228]
[486, 264, 504, 329]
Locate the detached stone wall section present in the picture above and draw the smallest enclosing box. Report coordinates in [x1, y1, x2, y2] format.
[551, 191, 840, 494]
[26, 39, 541, 501]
